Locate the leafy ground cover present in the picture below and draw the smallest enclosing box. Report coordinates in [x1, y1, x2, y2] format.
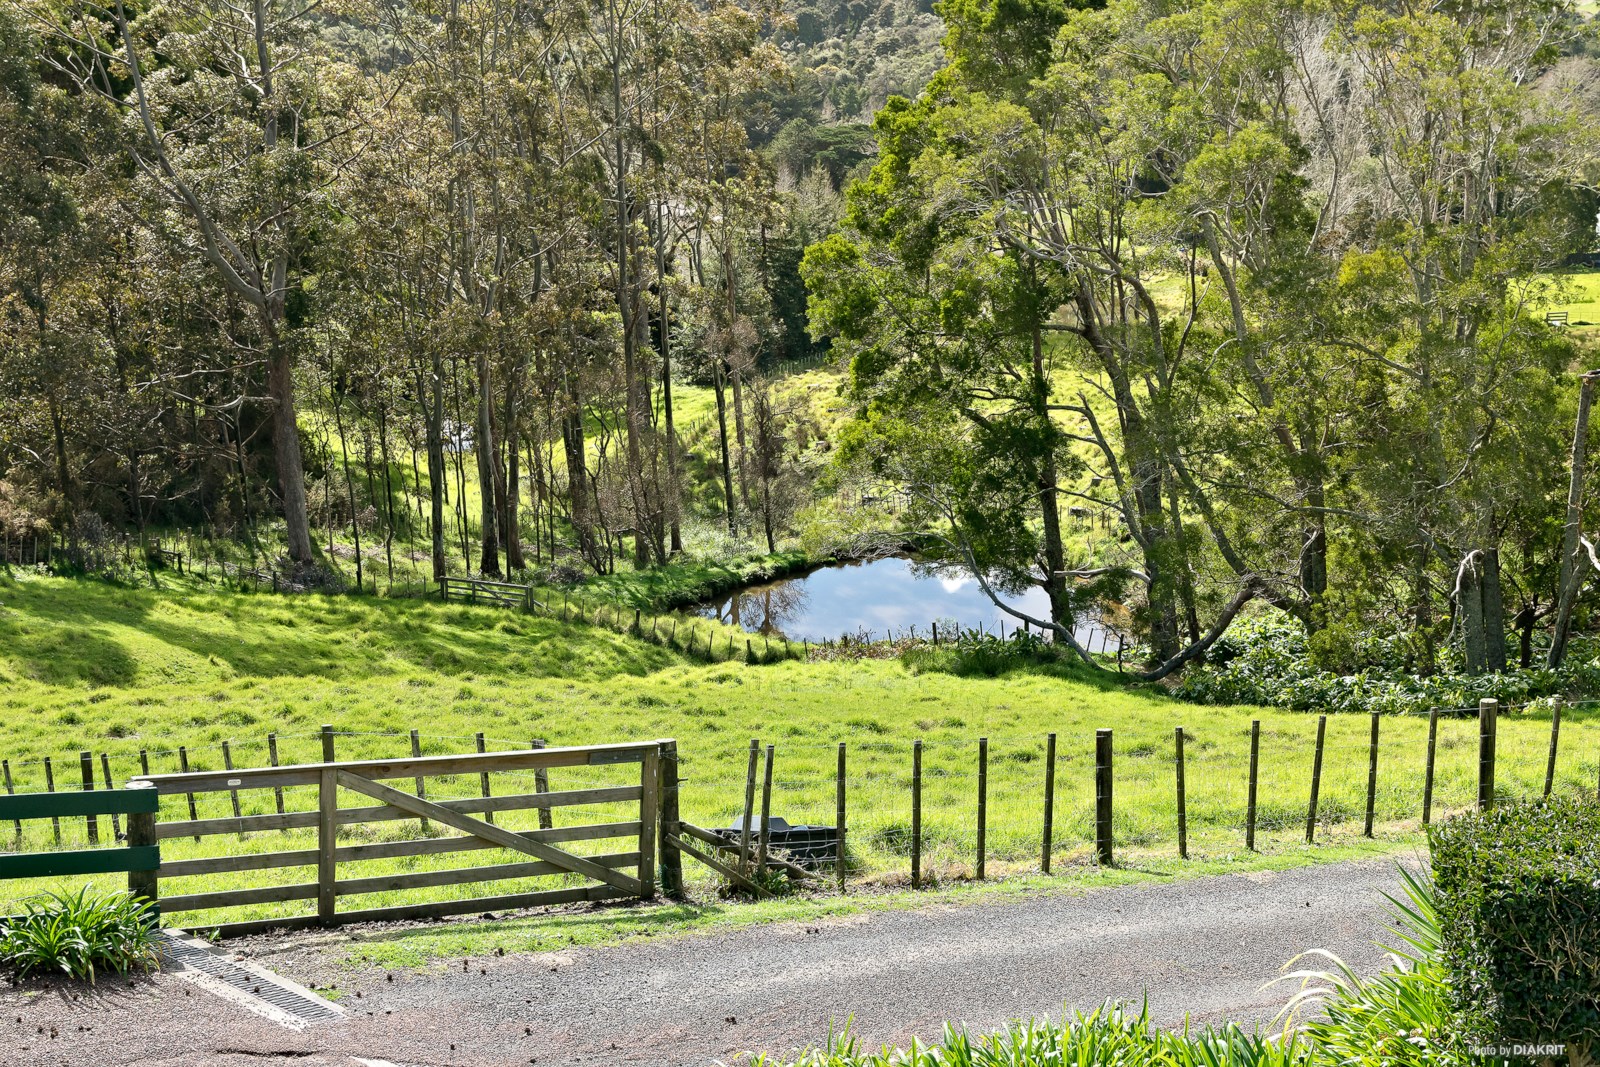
[2, 572, 1595, 936]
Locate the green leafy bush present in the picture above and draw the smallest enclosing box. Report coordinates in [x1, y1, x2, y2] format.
[0, 885, 160, 983]
[1431, 796, 1600, 1060]
[1176, 611, 1600, 714]
[747, 1003, 1304, 1067]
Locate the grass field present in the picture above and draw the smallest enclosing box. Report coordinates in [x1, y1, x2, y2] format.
[3, 571, 1595, 950]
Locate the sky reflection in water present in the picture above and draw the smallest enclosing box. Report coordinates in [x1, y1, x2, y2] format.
[696, 556, 1109, 646]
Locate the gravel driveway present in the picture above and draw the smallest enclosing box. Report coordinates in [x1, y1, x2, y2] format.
[1, 858, 1414, 1067]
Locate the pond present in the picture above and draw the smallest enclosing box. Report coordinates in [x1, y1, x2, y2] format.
[695, 555, 1116, 649]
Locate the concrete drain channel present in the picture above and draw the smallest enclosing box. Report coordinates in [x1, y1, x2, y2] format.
[160, 930, 345, 1030]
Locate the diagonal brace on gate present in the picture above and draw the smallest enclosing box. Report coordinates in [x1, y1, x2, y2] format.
[333, 771, 643, 897]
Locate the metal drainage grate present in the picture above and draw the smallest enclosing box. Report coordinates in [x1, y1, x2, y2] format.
[161, 931, 345, 1029]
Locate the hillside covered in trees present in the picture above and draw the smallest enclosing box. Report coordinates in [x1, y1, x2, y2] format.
[4, 0, 1600, 687]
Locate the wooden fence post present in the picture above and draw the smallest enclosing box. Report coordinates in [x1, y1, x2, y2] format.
[1094, 729, 1113, 866]
[757, 744, 775, 878]
[836, 742, 847, 891]
[317, 767, 337, 926]
[1306, 714, 1327, 844]
[265, 733, 286, 815]
[1545, 698, 1562, 798]
[531, 738, 553, 830]
[1042, 732, 1056, 874]
[976, 737, 988, 880]
[320, 724, 336, 763]
[1363, 712, 1380, 837]
[639, 745, 659, 901]
[408, 729, 428, 832]
[222, 740, 242, 822]
[911, 739, 923, 888]
[475, 732, 494, 825]
[43, 756, 60, 845]
[1423, 708, 1439, 826]
[79, 751, 98, 845]
[1246, 720, 1260, 851]
[739, 739, 759, 874]
[1478, 699, 1498, 811]
[1174, 728, 1187, 859]
[2, 758, 19, 841]
[100, 753, 121, 839]
[659, 739, 683, 899]
[125, 781, 159, 907]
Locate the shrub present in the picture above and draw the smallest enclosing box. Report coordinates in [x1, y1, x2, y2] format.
[1431, 796, 1600, 1060]
[1176, 610, 1600, 715]
[0, 885, 160, 983]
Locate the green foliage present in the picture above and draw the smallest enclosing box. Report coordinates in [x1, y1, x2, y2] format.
[1430, 796, 1600, 1054]
[1175, 611, 1600, 715]
[902, 629, 1078, 678]
[749, 1003, 1304, 1067]
[0, 885, 160, 983]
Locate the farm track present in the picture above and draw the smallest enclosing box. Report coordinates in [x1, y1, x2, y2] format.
[0, 857, 1413, 1066]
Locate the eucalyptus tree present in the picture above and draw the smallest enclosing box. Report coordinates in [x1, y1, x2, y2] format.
[35, 0, 371, 563]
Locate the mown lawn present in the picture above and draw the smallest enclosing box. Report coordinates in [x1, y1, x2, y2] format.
[2, 572, 1594, 940]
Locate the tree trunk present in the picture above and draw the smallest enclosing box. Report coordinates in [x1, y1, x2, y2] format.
[714, 361, 736, 534]
[472, 350, 500, 576]
[1549, 371, 1598, 668]
[503, 382, 524, 572]
[1483, 546, 1505, 672]
[266, 341, 314, 563]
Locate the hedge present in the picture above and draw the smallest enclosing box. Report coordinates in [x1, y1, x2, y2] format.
[1431, 795, 1600, 1059]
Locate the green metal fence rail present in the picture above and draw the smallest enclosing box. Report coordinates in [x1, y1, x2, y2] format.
[0, 782, 160, 886]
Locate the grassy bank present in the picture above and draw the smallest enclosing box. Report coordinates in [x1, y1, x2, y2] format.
[2, 572, 1595, 933]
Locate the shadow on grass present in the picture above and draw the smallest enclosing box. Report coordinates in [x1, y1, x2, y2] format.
[0, 574, 687, 688]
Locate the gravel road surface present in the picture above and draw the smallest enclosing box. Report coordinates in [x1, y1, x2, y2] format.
[0, 858, 1412, 1067]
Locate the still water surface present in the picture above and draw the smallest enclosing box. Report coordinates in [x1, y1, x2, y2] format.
[696, 556, 1111, 646]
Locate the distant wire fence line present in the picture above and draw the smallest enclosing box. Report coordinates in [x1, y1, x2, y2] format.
[5, 698, 1594, 910]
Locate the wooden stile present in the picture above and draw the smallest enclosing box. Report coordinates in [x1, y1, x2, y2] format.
[1306, 714, 1327, 843]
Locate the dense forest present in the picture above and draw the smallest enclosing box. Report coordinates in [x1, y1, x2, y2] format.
[3, 0, 1600, 685]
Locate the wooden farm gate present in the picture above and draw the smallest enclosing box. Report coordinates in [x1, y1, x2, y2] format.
[130, 741, 664, 936]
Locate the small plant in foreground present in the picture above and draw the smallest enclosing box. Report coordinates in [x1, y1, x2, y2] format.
[0, 885, 161, 983]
